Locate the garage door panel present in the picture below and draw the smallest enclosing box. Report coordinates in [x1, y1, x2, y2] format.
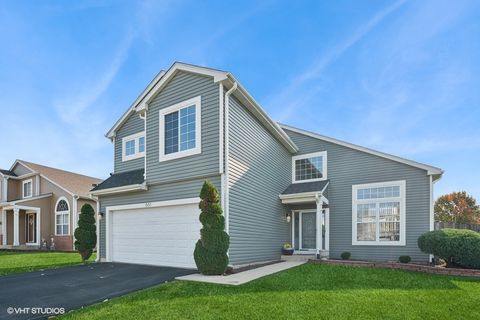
[109, 202, 201, 268]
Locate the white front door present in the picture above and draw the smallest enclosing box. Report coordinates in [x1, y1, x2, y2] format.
[108, 202, 201, 269]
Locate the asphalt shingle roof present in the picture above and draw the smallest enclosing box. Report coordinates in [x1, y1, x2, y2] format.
[0, 169, 17, 176]
[91, 169, 145, 192]
[281, 180, 329, 195]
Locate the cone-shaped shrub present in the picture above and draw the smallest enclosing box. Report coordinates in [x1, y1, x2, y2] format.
[74, 204, 97, 264]
[194, 180, 229, 275]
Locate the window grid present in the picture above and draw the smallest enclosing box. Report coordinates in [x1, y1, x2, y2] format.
[353, 182, 404, 244]
[56, 213, 69, 235]
[164, 105, 196, 155]
[125, 140, 136, 156]
[295, 156, 323, 181]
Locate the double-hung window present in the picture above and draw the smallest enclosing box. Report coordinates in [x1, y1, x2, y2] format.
[22, 179, 32, 198]
[352, 180, 406, 246]
[159, 96, 201, 161]
[122, 132, 146, 161]
[292, 151, 327, 183]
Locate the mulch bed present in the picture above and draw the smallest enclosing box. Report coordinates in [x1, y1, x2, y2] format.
[310, 259, 480, 278]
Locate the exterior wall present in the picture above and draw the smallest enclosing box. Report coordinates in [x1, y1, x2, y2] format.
[39, 177, 75, 250]
[114, 111, 145, 174]
[7, 179, 18, 201]
[284, 129, 431, 262]
[227, 95, 292, 265]
[145, 71, 220, 183]
[98, 175, 221, 259]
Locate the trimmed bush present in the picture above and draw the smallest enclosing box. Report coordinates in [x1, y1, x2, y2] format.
[194, 180, 230, 275]
[418, 229, 480, 269]
[399, 255, 411, 263]
[341, 252, 351, 260]
[74, 204, 97, 263]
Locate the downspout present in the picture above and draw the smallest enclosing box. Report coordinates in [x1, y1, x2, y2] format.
[224, 82, 238, 236]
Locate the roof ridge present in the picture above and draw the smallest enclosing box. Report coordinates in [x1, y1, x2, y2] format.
[18, 160, 101, 181]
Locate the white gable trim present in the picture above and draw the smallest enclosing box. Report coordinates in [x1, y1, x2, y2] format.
[106, 70, 167, 139]
[280, 124, 443, 176]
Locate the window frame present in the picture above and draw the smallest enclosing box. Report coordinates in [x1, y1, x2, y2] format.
[22, 179, 33, 199]
[122, 131, 146, 162]
[352, 180, 406, 246]
[159, 96, 202, 162]
[55, 197, 70, 236]
[292, 151, 327, 183]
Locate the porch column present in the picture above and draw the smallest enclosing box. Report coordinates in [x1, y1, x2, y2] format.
[315, 193, 323, 259]
[325, 206, 330, 255]
[36, 208, 41, 245]
[1, 209, 6, 245]
[13, 207, 19, 246]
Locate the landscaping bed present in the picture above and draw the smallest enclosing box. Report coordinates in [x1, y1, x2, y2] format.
[311, 259, 480, 277]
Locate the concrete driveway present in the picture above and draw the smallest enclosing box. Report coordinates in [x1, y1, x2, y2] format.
[0, 263, 194, 320]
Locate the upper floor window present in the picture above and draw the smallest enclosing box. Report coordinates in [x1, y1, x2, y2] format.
[352, 180, 406, 246]
[159, 96, 201, 162]
[122, 132, 145, 162]
[292, 151, 327, 183]
[22, 179, 32, 198]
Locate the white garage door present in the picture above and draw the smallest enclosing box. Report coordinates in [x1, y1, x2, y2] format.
[109, 202, 201, 269]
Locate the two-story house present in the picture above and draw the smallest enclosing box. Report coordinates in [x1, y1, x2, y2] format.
[0, 160, 101, 250]
[91, 62, 443, 269]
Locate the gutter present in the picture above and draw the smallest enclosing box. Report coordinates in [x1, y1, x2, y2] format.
[224, 81, 238, 235]
[89, 183, 148, 196]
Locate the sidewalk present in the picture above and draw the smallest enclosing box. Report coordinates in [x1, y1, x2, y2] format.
[176, 261, 305, 286]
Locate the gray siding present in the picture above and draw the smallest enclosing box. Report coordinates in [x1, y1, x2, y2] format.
[114, 112, 145, 173]
[145, 71, 220, 184]
[98, 175, 221, 259]
[228, 96, 292, 265]
[284, 129, 431, 262]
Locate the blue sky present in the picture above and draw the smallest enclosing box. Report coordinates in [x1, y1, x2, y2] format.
[0, 0, 479, 200]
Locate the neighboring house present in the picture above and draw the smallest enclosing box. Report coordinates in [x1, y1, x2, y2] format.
[0, 160, 101, 250]
[91, 62, 443, 269]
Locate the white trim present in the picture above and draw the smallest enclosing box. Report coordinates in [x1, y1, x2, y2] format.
[55, 196, 70, 236]
[352, 180, 406, 246]
[13, 207, 19, 246]
[292, 151, 327, 183]
[89, 183, 148, 196]
[72, 195, 78, 247]
[105, 197, 201, 262]
[324, 208, 330, 253]
[106, 70, 166, 139]
[429, 175, 434, 231]
[95, 197, 100, 262]
[219, 83, 224, 174]
[280, 124, 443, 175]
[291, 209, 295, 249]
[224, 82, 237, 236]
[22, 179, 33, 199]
[6, 193, 52, 205]
[35, 175, 40, 196]
[1, 209, 7, 245]
[159, 96, 202, 162]
[122, 131, 146, 162]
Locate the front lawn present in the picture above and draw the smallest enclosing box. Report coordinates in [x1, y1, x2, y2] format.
[63, 263, 480, 319]
[0, 251, 96, 276]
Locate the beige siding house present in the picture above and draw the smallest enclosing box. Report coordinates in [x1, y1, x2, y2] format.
[0, 160, 101, 251]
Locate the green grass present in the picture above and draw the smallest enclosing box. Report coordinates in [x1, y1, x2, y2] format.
[0, 251, 96, 275]
[63, 263, 480, 320]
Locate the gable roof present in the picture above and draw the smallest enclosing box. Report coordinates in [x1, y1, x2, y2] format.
[106, 62, 298, 153]
[12, 160, 102, 198]
[280, 123, 443, 177]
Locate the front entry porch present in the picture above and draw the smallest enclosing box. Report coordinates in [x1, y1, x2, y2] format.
[1, 205, 41, 248]
[279, 180, 330, 259]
